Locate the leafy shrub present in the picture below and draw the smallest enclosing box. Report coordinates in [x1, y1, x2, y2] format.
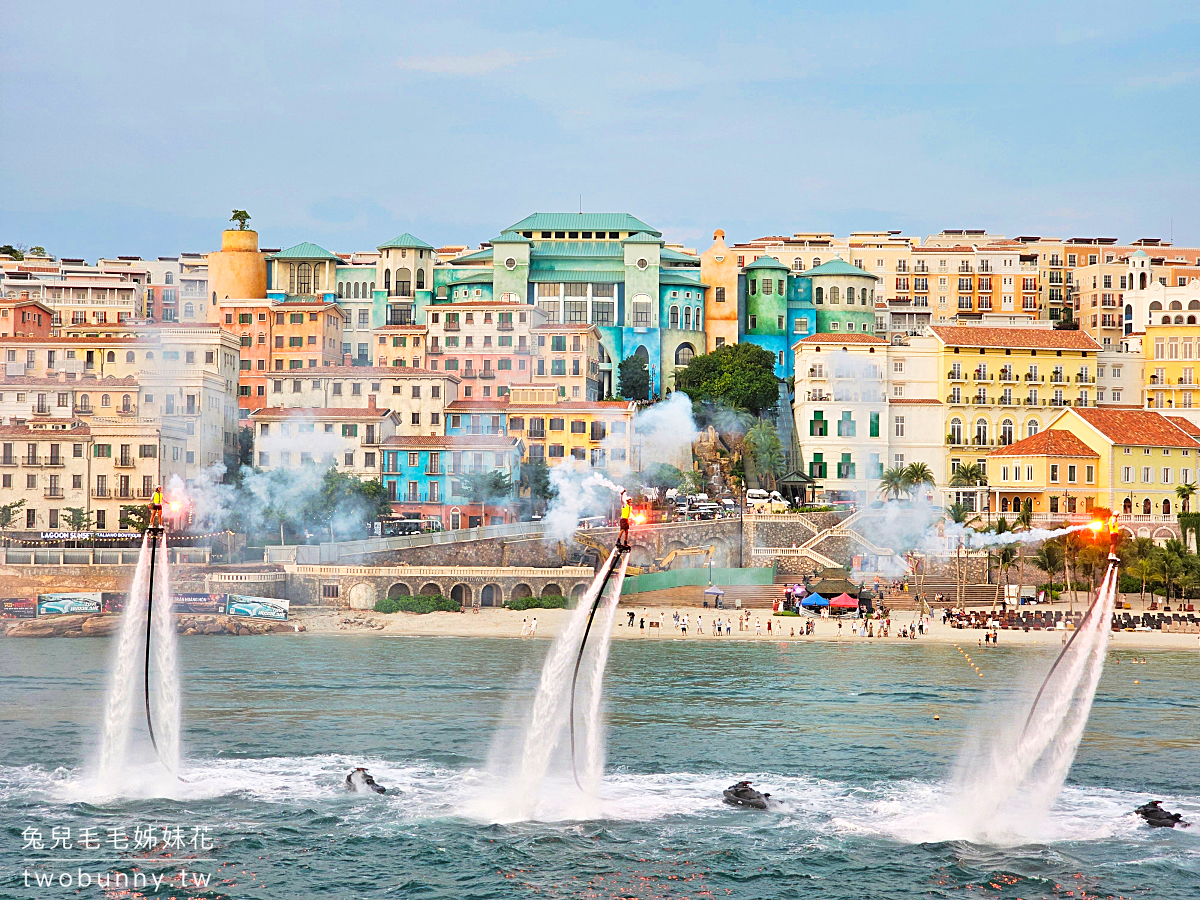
[772, 610, 800, 617]
[506, 595, 568, 611]
[374, 594, 459, 614]
[1118, 574, 1145, 594]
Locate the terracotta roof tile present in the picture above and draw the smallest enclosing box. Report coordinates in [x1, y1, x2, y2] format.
[1071, 407, 1200, 448]
[248, 406, 394, 419]
[1167, 416, 1200, 437]
[381, 434, 520, 450]
[888, 398, 942, 404]
[797, 333, 889, 345]
[988, 430, 1099, 458]
[930, 326, 1102, 351]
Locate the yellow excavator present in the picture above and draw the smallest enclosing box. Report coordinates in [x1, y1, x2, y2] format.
[563, 531, 713, 575]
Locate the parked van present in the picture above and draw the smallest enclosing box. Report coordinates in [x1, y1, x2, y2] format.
[745, 489, 771, 510]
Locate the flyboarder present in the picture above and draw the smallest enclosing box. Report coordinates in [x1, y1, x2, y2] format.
[618, 490, 632, 551]
[149, 484, 164, 530]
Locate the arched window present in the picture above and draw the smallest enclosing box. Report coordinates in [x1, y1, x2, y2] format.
[1001, 419, 1014, 445]
[1150, 300, 1162, 311]
[416, 269, 425, 290]
[184, 302, 194, 318]
[669, 306, 679, 328]
[338, 282, 344, 298]
[1026, 418, 1039, 438]
[78, 394, 90, 411]
[1140, 272, 1148, 289]
[352, 282, 359, 299]
[1163, 498, 1172, 515]
[1001, 497, 1010, 512]
[165, 272, 173, 285]
[846, 286, 855, 304]
[812, 257, 821, 268]
[1124, 498, 1132, 513]
[792, 258, 804, 271]
[815, 287, 824, 303]
[1170, 300, 1183, 310]
[779, 350, 785, 367]
[684, 307, 692, 329]
[975, 418, 988, 445]
[383, 269, 391, 291]
[370, 282, 375, 294]
[257, 332, 265, 344]
[1189, 316, 1196, 325]
[121, 394, 131, 412]
[1175, 315, 1184, 324]
[1126, 304, 1133, 318]
[1163, 316, 1171, 324]
[101, 394, 111, 407]
[106, 351, 115, 362]
[675, 343, 695, 365]
[126, 351, 134, 362]
[145, 352, 154, 360]
[694, 307, 702, 329]
[297, 263, 312, 294]
[950, 418, 963, 444]
[829, 286, 841, 304]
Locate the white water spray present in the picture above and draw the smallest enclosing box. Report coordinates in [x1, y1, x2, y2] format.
[470, 550, 629, 821]
[97, 531, 181, 787]
[947, 563, 1117, 840]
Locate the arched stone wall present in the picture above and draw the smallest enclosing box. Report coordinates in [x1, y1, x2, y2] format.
[347, 582, 376, 610]
[388, 582, 413, 599]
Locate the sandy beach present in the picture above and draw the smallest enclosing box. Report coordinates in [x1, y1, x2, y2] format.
[294, 605, 1200, 652]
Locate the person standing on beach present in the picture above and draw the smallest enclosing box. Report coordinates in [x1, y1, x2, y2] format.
[755, 616, 762, 636]
[697, 614, 704, 635]
[520, 617, 528, 636]
[530, 617, 538, 637]
[837, 620, 843, 639]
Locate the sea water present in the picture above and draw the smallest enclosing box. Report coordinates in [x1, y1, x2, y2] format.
[1, 635, 1197, 899]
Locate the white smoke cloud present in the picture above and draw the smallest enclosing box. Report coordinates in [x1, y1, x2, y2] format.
[542, 461, 625, 542]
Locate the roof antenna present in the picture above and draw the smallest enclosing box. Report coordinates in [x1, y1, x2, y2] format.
[579, 195, 582, 215]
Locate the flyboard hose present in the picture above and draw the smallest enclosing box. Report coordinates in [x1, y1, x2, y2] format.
[569, 546, 628, 790]
[1020, 534, 1119, 742]
[143, 528, 182, 778]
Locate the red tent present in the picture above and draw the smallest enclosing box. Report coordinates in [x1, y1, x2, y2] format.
[830, 593, 859, 608]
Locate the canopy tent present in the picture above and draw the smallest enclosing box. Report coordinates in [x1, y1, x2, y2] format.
[830, 593, 859, 608]
[703, 587, 725, 596]
[801, 593, 828, 607]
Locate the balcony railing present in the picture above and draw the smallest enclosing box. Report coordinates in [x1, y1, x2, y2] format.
[47, 456, 63, 467]
[443, 320, 460, 331]
[460, 369, 477, 379]
[31, 404, 51, 416]
[0, 456, 15, 467]
[497, 321, 513, 331]
[23, 456, 42, 466]
[947, 370, 965, 380]
[516, 346, 530, 354]
[74, 405, 92, 414]
[115, 456, 136, 467]
[44, 489, 64, 499]
[1075, 375, 1095, 384]
[479, 369, 495, 379]
[92, 488, 110, 498]
[426, 345, 443, 355]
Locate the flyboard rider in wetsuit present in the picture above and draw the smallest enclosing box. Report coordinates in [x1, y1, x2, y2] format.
[618, 490, 632, 550]
[149, 485, 164, 529]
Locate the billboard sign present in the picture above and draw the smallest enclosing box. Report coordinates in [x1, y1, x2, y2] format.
[226, 594, 289, 621]
[174, 592, 227, 615]
[1, 599, 36, 619]
[37, 593, 103, 616]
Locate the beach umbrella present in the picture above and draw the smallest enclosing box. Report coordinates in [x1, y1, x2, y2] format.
[801, 593, 828, 607]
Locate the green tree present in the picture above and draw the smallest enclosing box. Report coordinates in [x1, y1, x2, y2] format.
[1176, 482, 1197, 513]
[119, 505, 151, 533]
[62, 507, 93, 531]
[946, 502, 981, 527]
[949, 462, 988, 516]
[989, 516, 1014, 610]
[617, 354, 650, 401]
[0, 244, 25, 260]
[643, 463, 684, 491]
[462, 470, 513, 525]
[1155, 538, 1187, 603]
[878, 466, 909, 501]
[305, 468, 391, 541]
[0, 499, 28, 544]
[230, 209, 251, 230]
[238, 425, 255, 468]
[745, 420, 785, 491]
[903, 462, 935, 496]
[673, 343, 780, 416]
[1013, 497, 1033, 602]
[28, 245, 47, 256]
[1033, 538, 1065, 600]
[520, 458, 555, 511]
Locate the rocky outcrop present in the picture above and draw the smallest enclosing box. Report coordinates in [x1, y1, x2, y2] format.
[3, 613, 303, 638]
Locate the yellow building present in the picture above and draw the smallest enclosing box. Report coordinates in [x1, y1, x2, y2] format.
[910, 325, 1103, 510]
[999, 407, 1200, 521]
[698, 229, 740, 352]
[1142, 300, 1200, 414]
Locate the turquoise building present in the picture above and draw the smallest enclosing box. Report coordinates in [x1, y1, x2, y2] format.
[435, 214, 707, 398]
[737, 256, 878, 378]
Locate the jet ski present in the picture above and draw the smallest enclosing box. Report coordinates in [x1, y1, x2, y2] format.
[344, 767, 386, 794]
[1135, 800, 1189, 828]
[723, 780, 770, 810]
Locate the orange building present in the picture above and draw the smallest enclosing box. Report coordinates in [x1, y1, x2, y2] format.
[221, 298, 347, 415]
[0, 295, 55, 338]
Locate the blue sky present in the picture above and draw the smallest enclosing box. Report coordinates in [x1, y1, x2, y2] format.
[2, 1, 1199, 259]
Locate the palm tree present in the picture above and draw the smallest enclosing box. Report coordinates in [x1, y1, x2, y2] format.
[903, 462, 935, 498]
[746, 420, 785, 492]
[1032, 539, 1065, 603]
[1176, 482, 1197, 514]
[1155, 538, 1187, 604]
[949, 462, 988, 518]
[878, 466, 909, 501]
[989, 516, 1014, 610]
[946, 502, 981, 527]
[1013, 497, 1033, 605]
